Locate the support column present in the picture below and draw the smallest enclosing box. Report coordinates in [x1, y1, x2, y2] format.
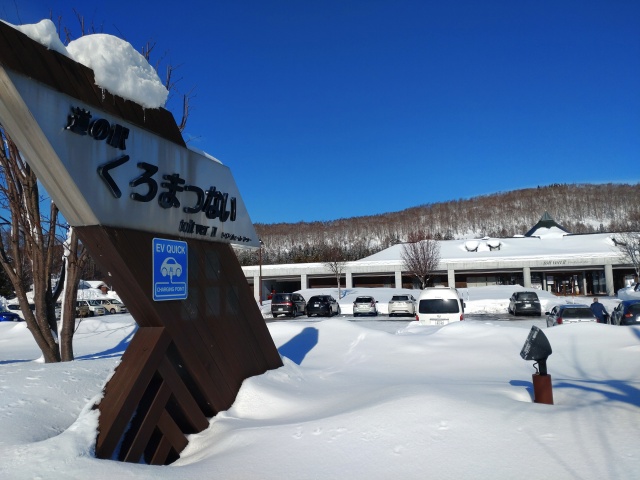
[345, 271, 353, 289]
[605, 264, 614, 296]
[253, 274, 260, 303]
[447, 268, 456, 288]
[300, 273, 308, 289]
[523, 266, 532, 288]
[395, 270, 403, 289]
[582, 271, 588, 297]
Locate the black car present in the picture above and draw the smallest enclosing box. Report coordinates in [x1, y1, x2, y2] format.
[546, 304, 596, 327]
[611, 300, 640, 326]
[508, 291, 542, 316]
[306, 295, 339, 317]
[271, 293, 306, 318]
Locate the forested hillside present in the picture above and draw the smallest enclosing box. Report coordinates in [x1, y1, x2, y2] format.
[235, 183, 640, 266]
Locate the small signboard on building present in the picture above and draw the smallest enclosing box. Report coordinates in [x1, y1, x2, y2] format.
[152, 238, 188, 301]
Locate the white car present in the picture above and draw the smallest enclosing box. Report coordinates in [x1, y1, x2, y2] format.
[416, 287, 465, 325]
[96, 299, 128, 314]
[388, 294, 417, 317]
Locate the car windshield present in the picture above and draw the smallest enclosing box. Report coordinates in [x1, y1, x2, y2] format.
[561, 308, 594, 318]
[391, 296, 409, 301]
[355, 297, 373, 303]
[88, 300, 101, 306]
[309, 296, 326, 302]
[272, 294, 290, 302]
[419, 299, 460, 314]
[518, 293, 538, 301]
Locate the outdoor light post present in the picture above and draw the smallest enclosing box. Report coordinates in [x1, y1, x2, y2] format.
[520, 326, 554, 405]
[259, 238, 263, 306]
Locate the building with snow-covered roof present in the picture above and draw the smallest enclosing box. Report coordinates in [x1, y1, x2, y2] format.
[242, 214, 637, 301]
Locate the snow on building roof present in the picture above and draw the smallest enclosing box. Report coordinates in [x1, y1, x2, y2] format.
[359, 232, 620, 266]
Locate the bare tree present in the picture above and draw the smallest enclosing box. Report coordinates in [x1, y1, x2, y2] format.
[613, 232, 640, 280]
[323, 246, 347, 300]
[401, 232, 441, 289]
[0, 128, 62, 362]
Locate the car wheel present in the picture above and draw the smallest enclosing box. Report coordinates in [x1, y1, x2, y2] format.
[292, 307, 297, 317]
[110, 308, 116, 314]
[354, 312, 358, 317]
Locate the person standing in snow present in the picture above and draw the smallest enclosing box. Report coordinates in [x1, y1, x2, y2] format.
[590, 297, 609, 324]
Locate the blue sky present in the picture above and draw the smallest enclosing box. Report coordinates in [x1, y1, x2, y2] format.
[4, 1, 639, 224]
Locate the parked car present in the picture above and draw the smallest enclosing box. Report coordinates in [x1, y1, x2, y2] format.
[75, 301, 90, 317]
[610, 300, 640, 326]
[416, 287, 465, 325]
[546, 304, 596, 327]
[77, 299, 106, 316]
[353, 296, 378, 317]
[96, 299, 128, 314]
[271, 293, 306, 318]
[508, 291, 542, 316]
[306, 295, 339, 317]
[6, 302, 35, 320]
[388, 294, 417, 317]
[0, 309, 22, 321]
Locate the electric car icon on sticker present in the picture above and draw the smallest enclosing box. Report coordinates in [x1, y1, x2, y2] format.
[160, 257, 182, 278]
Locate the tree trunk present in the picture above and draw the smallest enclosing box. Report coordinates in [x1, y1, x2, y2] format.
[59, 228, 87, 362]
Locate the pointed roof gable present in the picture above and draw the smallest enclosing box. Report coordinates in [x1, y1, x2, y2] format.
[524, 211, 570, 237]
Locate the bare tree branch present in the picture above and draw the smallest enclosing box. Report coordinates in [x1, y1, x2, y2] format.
[613, 231, 640, 279]
[323, 246, 347, 300]
[401, 232, 441, 289]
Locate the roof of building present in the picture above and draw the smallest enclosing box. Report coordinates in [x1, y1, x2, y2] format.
[524, 211, 570, 238]
[358, 232, 620, 267]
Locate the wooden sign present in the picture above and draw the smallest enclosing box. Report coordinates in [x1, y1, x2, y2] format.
[0, 22, 282, 464]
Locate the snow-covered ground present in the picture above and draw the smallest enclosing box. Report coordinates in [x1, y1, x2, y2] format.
[1, 286, 639, 479]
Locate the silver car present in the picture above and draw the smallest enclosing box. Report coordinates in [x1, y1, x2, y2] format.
[546, 304, 596, 327]
[388, 294, 416, 317]
[96, 299, 128, 314]
[353, 296, 378, 317]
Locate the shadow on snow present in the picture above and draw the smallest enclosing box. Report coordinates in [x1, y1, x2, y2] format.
[278, 327, 319, 365]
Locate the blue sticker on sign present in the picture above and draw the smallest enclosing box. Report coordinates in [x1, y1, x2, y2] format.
[153, 238, 188, 301]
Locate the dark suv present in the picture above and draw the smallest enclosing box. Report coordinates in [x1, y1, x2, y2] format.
[306, 295, 339, 317]
[611, 300, 640, 326]
[508, 291, 542, 316]
[271, 293, 306, 318]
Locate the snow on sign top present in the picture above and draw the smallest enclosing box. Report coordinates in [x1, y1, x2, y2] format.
[0, 20, 259, 248]
[3, 19, 168, 109]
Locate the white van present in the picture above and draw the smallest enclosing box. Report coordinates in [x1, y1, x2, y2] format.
[416, 287, 465, 325]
